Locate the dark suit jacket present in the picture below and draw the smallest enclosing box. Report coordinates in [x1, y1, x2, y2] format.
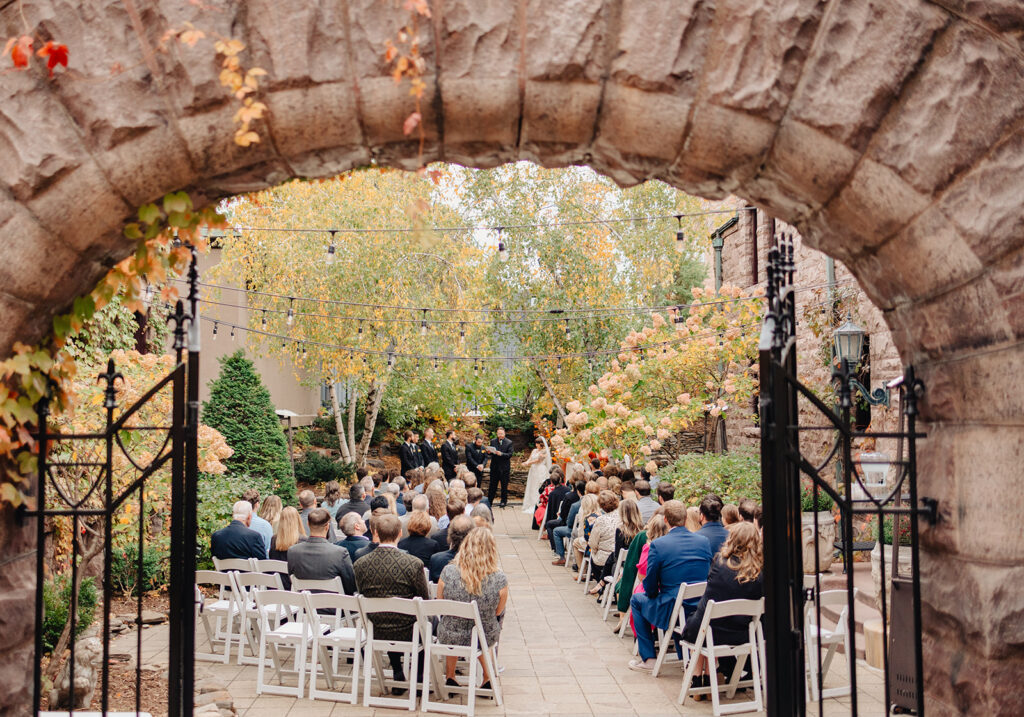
[286, 536, 357, 594]
[544, 485, 573, 525]
[440, 439, 459, 480]
[353, 541, 378, 561]
[559, 491, 581, 523]
[211, 520, 266, 561]
[698, 521, 730, 557]
[420, 439, 438, 466]
[640, 526, 712, 629]
[429, 548, 459, 582]
[682, 559, 763, 645]
[337, 499, 371, 521]
[336, 535, 370, 562]
[399, 441, 423, 474]
[353, 545, 429, 641]
[488, 438, 513, 479]
[300, 507, 337, 543]
[398, 534, 442, 566]
[465, 443, 487, 477]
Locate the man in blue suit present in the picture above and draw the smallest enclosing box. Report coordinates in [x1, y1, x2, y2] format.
[210, 501, 266, 561]
[697, 494, 729, 557]
[628, 500, 712, 671]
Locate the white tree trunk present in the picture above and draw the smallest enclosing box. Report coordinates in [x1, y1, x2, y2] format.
[329, 382, 353, 463]
[356, 371, 391, 467]
[535, 365, 568, 425]
[347, 388, 358, 459]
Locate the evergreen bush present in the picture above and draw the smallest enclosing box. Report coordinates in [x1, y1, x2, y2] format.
[800, 485, 836, 512]
[43, 574, 97, 652]
[293, 451, 356, 486]
[661, 449, 761, 505]
[202, 351, 296, 505]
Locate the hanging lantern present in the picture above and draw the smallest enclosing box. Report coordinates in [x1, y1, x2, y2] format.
[497, 227, 508, 262]
[421, 310, 428, 337]
[212, 322, 218, 340]
[326, 230, 337, 266]
[286, 298, 295, 326]
[675, 215, 686, 254]
[834, 312, 865, 367]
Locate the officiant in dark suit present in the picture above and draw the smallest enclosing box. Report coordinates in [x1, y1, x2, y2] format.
[440, 430, 460, 481]
[420, 427, 439, 466]
[399, 430, 423, 475]
[486, 427, 514, 508]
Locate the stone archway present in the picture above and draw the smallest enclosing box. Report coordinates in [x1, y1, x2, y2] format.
[3, 0, 1023, 713]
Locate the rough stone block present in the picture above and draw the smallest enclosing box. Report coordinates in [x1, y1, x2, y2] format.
[592, 83, 692, 171]
[246, 0, 352, 84]
[0, 207, 83, 304]
[610, 0, 711, 95]
[441, 77, 519, 153]
[684, 102, 778, 183]
[93, 125, 196, 208]
[178, 105, 278, 179]
[268, 83, 364, 159]
[525, 0, 606, 83]
[520, 80, 601, 158]
[358, 76, 439, 148]
[441, 0, 519, 79]
[825, 157, 930, 248]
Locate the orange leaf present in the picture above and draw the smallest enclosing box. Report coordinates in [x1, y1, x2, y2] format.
[402, 111, 421, 136]
[10, 35, 32, 69]
[37, 41, 68, 77]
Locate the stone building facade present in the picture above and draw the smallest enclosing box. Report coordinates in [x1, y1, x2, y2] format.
[709, 209, 904, 471]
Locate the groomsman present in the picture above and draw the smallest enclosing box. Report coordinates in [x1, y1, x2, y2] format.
[421, 427, 439, 466]
[399, 430, 423, 475]
[440, 430, 460, 481]
[486, 427, 514, 508]
[465, 434, 488, 486]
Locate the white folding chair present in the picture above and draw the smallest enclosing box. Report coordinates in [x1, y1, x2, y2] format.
[417, 599, 503, 716]
[652, 581, 707, 677]
[678, 598, 765, 716]
[805, 588, 857, 700]
[213, 557, 257, 572]
[359, 596, 422, 711]
[232, 571, 289, 665]
[304, 591, 367, 704]
[565, 512, 581, 572]
[291, 576, 344, 594]
[256, 558, 289, 574]
[195, 570, 241, 664]
[601, 550, 628, 621]
[254, 590, 312, 698]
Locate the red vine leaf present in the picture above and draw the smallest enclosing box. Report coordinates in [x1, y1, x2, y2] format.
[37, 42, 69, 76]
[7, 35, 33, 69]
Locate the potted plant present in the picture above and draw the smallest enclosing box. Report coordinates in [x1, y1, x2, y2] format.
[870, 515, 913, 615]
[801, 485, 836, 574]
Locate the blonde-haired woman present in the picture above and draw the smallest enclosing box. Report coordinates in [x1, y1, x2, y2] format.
[681, 521, 764, 684]
[629, 509, 670, 635]
[571, 494, 601, 570]
[437, 527, 509, 690]
[259, 494, 283, 535]
[268, 506, 304, 588]
[685, 506, 702, 532]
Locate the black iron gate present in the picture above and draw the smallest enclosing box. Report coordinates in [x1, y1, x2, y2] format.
[759, 235, 937, 715]
[26, 255, 201, 715]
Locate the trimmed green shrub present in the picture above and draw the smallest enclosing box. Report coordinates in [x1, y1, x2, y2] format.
[195, 471, 279, 569]
[110, 544, 165, 596]
[873, 515, 913, 545]
[662, 450, 761, 505]
[800, 485, 836, 512]
[293, 451, 356, 486]
[43, 574, 97, 653]
[202, 351, 296, 505]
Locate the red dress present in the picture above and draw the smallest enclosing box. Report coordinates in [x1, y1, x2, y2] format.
[534, 483, 555, 529]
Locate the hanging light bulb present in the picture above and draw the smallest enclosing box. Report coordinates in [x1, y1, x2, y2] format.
[212, 322, 218, 340]
[302, 343, 308, 359]
[556, 357, 562, 375]
[662, 343, 668, 355]
[230, 326, 236, 341]
[497, 227, 508, 262]
[564, 319, 570, 340]
[459, 323, 466, 345]
[286, 298, 295, 326]
[387, 353, 395, 369]
[420, 310, 428, 337]
[358, 321, 364, 339]
[433, 356, 439, 370]
[675, 215, 686, 254]
[473, 360, 479, 378]
[362, 353, 367, 366]
[261, 310, 268, 329]
[326, 230, 337, 266]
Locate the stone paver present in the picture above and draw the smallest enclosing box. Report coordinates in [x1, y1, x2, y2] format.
[116, 507, 890, 715]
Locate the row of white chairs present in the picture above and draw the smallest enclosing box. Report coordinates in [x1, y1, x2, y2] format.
[195, 568, 501, 716]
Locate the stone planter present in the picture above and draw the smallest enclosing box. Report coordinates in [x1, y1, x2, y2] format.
[801, 511, 836, 574]
[870, 542, 913, 616]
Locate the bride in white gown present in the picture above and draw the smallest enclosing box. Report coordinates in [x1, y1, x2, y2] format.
[521, 436, 552, 514]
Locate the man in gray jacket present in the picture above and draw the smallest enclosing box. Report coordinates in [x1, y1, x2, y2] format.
[287, 508, 356, 594]
[299, 489, 338, 542]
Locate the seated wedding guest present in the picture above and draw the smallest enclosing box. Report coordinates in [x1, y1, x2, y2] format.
[426, 485, 447, 528]
[697, 494, 729, 556]
[620, 477, 637, 502]
[387, 482, 406, 515]
[595, 475, 609, 492]
[398, 510, 442, 566]
[449, 484, 469, 514]
[753, 504, 763, 530]
[336, 512, 371, 561]
[591, 458, 604, 477]
[268, 506, 306, 587]
[393, 475, 407, 499]
[594, 497, 642, 599]
[429, 514, 474, 582]
[470, 503, 493, 528]
[533, 468, 562, 532]
[608, 476, 623, 498]
[354, 508, 389, 561]
[337, 483, 371, 521]
[628, 500, 712, 672]
[634, 480, 659, 523]
[546, 475, 581, 553]
[287, 508, 357, 594]
[381, 491, 400, 516]
[722, 503, 741, 527]
[657, 482, 676, 505]
[625, 508, 669, 634]
[241, 489, 272, 558]
[322, 480, 345, 521]
[681, 522, 764, 683]
[353, 513, 430, 693]
[738, 498, 757, 523]
[258, 494, 282, 535]
[360, 475, 376, 499]
[541, 471, 572, 539]
[362, 494, 390, 522]
[686, 506, 702, 532]
[433, 499, 467, 549]
[465, 487, 485, 514]
[571, 494, 602, 572]
[211, 501, 266, 561]
[401, 493, 438, 539]
[551, 481, 586, 566]
[437, 527, 509, 690]
[587, 491, 622, 595]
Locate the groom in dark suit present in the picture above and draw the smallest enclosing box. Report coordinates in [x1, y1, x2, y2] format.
[420, 427, 439, 466]
[399, 430, 422, 475]
[440, 430, 460, 481]
[486, 427, 514, 508]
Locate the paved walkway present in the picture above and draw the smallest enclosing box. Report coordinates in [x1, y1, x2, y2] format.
[121, 508, 888, 715]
